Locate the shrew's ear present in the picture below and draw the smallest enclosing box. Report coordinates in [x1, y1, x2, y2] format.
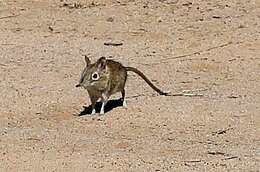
[97, 56, 106, 70]
[84, 55, 91, 67]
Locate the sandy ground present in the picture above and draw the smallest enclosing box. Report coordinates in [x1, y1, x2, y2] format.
[0, 0, 259, 171]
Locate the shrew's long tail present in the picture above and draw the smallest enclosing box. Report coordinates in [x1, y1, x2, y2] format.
[125, 67, 168, 95]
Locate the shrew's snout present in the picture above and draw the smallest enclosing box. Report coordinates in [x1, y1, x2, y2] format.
[75, 84, 81, 87]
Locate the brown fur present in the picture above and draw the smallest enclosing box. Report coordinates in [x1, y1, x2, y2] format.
[76, 56, 167, 114]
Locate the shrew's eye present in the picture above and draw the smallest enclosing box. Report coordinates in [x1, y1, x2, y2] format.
[91, 72, 99, 81]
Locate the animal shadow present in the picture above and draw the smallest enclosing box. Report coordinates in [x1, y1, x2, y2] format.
[78, 98, 123, 116]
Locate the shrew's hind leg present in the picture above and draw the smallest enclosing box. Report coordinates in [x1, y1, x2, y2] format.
[121, 89, 127, 108]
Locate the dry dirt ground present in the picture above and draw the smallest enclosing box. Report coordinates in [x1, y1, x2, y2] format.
[0, 0, 259, 171]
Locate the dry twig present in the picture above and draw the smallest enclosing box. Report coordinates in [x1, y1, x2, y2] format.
[104, 42, 123, 46]
[161, 42, 233, 62]
[222, 156, 239, 161]
[167, 93, 204, 97]
[208, 151, 227, 156]
[0, 14, 20, 20]
[212, 128, 234, 135]
[185, 159, 202, 163]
